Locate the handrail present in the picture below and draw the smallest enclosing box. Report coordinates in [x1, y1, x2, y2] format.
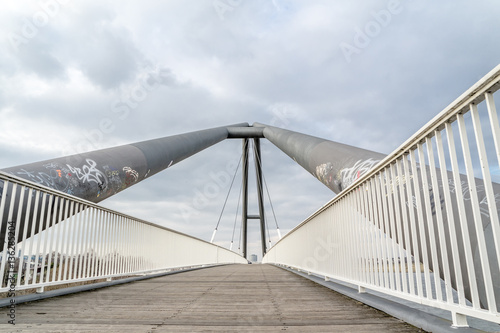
[0, 170, 225, 245]
[276, 64, 500, 243]
[264, 64, 500, 328]
[0, 170, 247, 294]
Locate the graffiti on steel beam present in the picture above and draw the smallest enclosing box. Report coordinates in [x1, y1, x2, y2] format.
[339, 158, 380, 190]
[66, 159, 108, 189]
[123, 166, 139, 186]
[315, 162, 335, 188]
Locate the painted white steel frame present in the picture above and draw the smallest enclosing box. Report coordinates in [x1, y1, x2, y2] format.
[263, 64, 500, 327]
[0, 171, 247, 294]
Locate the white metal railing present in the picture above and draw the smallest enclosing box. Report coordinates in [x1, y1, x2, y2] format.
[263, 64, 500, 327]
[0, 171, 247, 294]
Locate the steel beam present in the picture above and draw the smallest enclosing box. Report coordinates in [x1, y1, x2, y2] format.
[253, 122, 386, 194]
[241, 139, 249, 259]
[227, 127, 264, 139]
[0, 123, 249, 251]
[253, 138, 267, 256]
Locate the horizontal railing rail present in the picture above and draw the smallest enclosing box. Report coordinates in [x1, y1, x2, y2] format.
[0, 171, 247, 294]
[263, 64, 500, 328]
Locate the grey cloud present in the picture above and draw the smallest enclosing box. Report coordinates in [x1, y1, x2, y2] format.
[75, 28, 141, 89]
[17, 48, 64, 79]
[2, 0, 500, 257]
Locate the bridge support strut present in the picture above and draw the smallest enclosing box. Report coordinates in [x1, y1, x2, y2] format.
[240, 138, 267, 259]
[241, 139, 249, 259]
[254, 138, 267, 257]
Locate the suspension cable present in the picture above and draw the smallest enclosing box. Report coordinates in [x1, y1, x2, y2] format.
[263, 171, 281, 239]
[230, 175, 243, 251]
[238, 208, 243, 251]
[264, 207, 272, 248]
[210, 154, 243, 243]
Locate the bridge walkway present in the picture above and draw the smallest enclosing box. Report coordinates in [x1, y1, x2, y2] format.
[0, 264, 423, 332]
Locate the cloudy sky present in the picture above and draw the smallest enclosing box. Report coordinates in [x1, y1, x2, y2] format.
[1, 0, 500, 259]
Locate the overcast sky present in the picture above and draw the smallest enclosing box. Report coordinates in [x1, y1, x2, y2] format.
[1, 0, 500, 259]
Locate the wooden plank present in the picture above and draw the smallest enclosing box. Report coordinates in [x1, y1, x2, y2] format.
[0, 264, 423, 332]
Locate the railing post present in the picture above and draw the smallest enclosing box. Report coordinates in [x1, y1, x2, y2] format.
[241, 139, 249, 259]
[451, 312, 468, 328]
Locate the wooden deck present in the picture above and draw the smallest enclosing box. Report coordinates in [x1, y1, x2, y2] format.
[0, 264, 423, 332]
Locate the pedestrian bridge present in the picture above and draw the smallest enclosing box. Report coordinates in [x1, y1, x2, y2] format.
[1, 264, 424, 332]
[1, 65, 500, 332]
